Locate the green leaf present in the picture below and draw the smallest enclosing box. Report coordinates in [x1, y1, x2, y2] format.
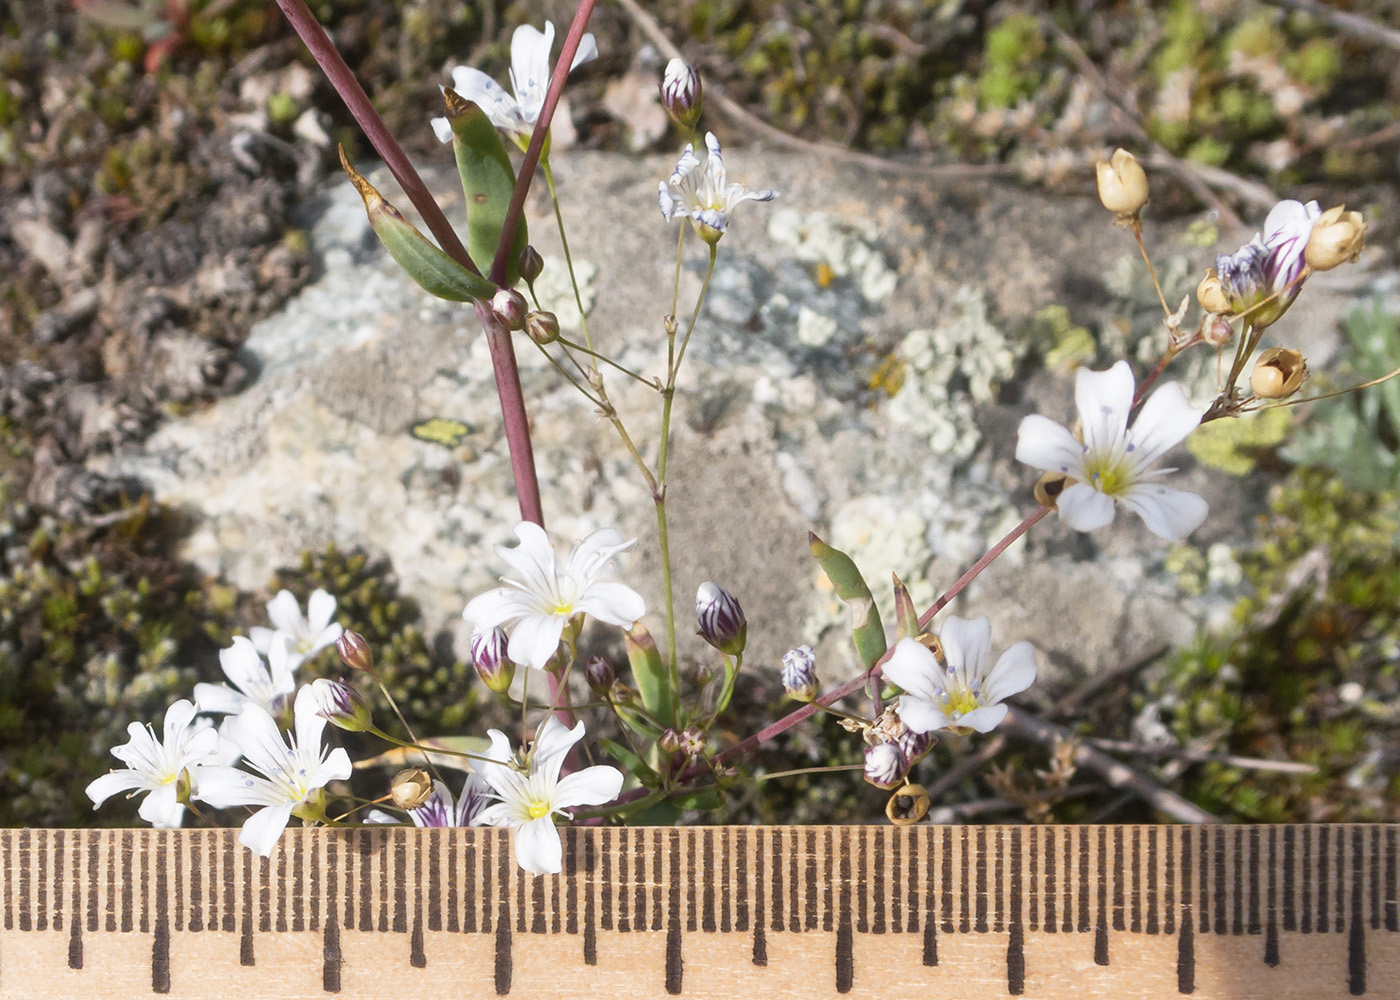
[626, 623, 676, 729]
[892, 572, 919, 641]
[444, 89, 528, 286]
[809, 531, 887, 668]
[339, 147, 495, 303]
[672, 787, 722, 811]
[596, 738, 658, 786]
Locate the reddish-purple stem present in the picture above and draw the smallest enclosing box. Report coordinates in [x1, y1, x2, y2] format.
[273, 0, 545, 527]
[918, 506, 1050, 628]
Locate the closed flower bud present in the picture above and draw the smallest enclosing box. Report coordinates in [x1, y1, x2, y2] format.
[1202, 313, 1234, 348]
[660, 58, 702, 129]
[525, 310, 560, 345]
[885, 783, 931, 826]
[1196, 270, 1232, 315]
[781, 644, 819, 701]
[517, 245, 544, 285]
[680, 726, 707, 758]
[471, 627, 515, 694]
[696, 581, 747, 655]
[863, 742, 908, 790]
[1095, 148, 1149, 216]
[391, 767, 433, 810]
[659, 728, 682, 754]
[584, 655, 614, 694]
[492, 288, 528, 331]
[1250, 347, 1308, 399]
[896, 728, 935, 767]
[309, 677, 373, 732]
[336, 630, 373, 672]
[1304, 206, 1365, 271]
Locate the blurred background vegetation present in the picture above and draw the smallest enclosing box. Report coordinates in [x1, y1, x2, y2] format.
[0, 0, 1396, 828]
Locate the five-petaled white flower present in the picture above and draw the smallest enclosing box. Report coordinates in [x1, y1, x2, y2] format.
[475, 717, 624, 875]
[883, 616, 1037, 735]
[250, 588, 343, 668]
[408, 774, 491, 828]
[463, 522, 646, 670]
[657, 132, 777, 244]
[194, 634, 297, 717]
[1213, 199, 1320, 329]
[86, 699, 219, 828]
[193, 686, 352, 856]
[431, 21, 598, 149]
[1015, 360, 1209, 542]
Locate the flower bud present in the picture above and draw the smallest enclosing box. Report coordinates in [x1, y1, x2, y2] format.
[680, 726, 707, 758]
[895, 728, 935, 767]
[659, 728, 682, 754]
[885, 783, 931, 826]
[471, 627, 515, 694]
[863, 742, 908, 790]
[525, 310, 560, 345]
[309, 677, 373, 732]
[1033, 471, 1068, 510]
[517, 245, 544, 285]
[781, 644, 819, 702]
[1304, 206, 1365, 271]
[1249, 347, 1308, 400]
[336, 630, 373, 672]
[1095, 148, 1148, 215]
[696, 581, 747, 656]
[390, 767, 433, 810]
[492, 288, 528, 331]
[1196, 270, 1232, 315]
[660, 58, 702, 130]
[584, 655, 614, 694]
[1202, 313, 1234, 348]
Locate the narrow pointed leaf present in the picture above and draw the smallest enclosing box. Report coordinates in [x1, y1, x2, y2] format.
[809, 531, 887, 668]
[595, 738, 658, 787]
[892, 573, 919, 641]
[444, 89, 529, 286]
[626, 623, 676, 729]
[339, 147, 496, 303]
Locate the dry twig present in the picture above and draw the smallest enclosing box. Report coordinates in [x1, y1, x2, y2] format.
[1263, 0, 1400, 52]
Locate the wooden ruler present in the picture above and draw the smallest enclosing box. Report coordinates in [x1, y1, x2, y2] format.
[1, 826, 1398, 998]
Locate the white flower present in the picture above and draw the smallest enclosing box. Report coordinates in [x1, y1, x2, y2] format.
[193, 686, 352, 856]
[194, 634, 297, 717]
[474, 717, 623, 875]
[431, 20, 598, 147]
[86, 699, 219, 828]
[883, 617, 1037, 735]
[408, 774, 491, 828]
[1213, 199, 1320, 329]
[250, 588, 342, 667]
[1015, 360, 1209, 542]
[462, 522, 646, 670]
[657, 132, 777, 243]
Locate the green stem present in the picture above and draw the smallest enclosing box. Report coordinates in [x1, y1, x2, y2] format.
[543, 160, 597, 359]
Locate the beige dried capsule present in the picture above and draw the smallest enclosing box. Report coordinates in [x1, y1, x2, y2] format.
[1095, 149, 1149, 215]
[885, 783, 931, 826]
[1249, 347, 1308, 399]
[390, 767, 433, 810]
[1034, 471, 1070, 509]
[915, 632, 945, 664]
[1196, 270, 1232, 315]
[1304, 206, 1365, 271]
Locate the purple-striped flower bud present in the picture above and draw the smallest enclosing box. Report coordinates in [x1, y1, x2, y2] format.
[584, 655, 614, 694]
[310, 677, 374, 732]
[781, 644, 818, 702]
[517, 245, 544, 285]
[471, 627, 514, 695]
[863, 742, 908, 790]
[661, 58, 702, 130]
[336, 630, 373, 672]
[696, 581, 747, 656]
[896, 728, 935, 767]
[659, 728, 682, 753]
[525, 310, 560, 345]
[492, 288, 528, 331]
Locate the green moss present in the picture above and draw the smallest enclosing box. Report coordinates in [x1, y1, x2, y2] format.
[1225, 16, 1285, 60]
[1187, 406, 1292, 475]
[978, 13, 1044, 108]
[1153, 0, 1208, 77]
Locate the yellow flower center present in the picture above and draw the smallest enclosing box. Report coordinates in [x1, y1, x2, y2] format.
[1086, 458, 1127, 496]
[944, 688, 981, 719]
[550, 601, 575, 616]
[526, 800, 551, 820]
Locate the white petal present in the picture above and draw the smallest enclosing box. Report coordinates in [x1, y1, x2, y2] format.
[980, 642, 1038, 705]
[226, 703, 293, 781]
[552, 765, 624, 811]
[659, 182, 679, 221]
[564, 527, 631, 580]
[1055, 482, 1117, 533]
[86, 770, 145, 807]
[881, 638, 944, 705]
[507, 613, 566, 670]
[450, 66, 521, 129]
[193, 766, 282, 809]
[219, 636, 268, 691]
[137, 783, 183, 827]
[568, 32, 598, 72]
[307, 590, 337, 632]
[515, 816, 563, 875]
[431, 115, 454, 143]
[1127, 382, 1201, 473]
[266, 591, 305, 634]
[532, 717, 585, 770]
[574, 581, 646, 627]
[1075, 361, 1135, 458]
[496, 522, 560, 589]
[293, 686, 329, 758]
[955, 704, 1009, 733]
[309, 747, 353, 789]
[193, 682, 245, 716]
[509, 21, 555, 113]
[463, 587, 535, 631]
[1118, 483, 1209, 542]
[239, 803, 295, 857]
[248, 626, 275, 654]
[939, 615, 991, 680]
[161, 699, 198, 745]
[1015, 414, 1084, 477]
[894, 696, 951, 734]
[474, 802, 513, 827]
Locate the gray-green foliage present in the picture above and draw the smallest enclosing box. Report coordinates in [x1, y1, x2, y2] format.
[1283, 304, 1400, 491]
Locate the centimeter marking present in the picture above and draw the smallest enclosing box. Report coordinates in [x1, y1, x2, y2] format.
[0, 825, 1397, 999]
